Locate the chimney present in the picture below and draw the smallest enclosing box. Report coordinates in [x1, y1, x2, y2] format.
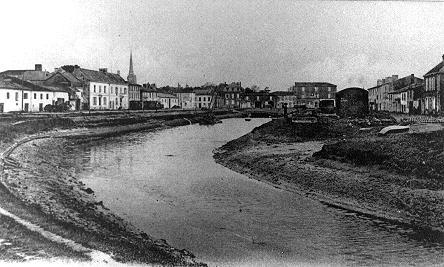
[99, 68, 108, 73]
[442, 54, 444, 61]
[35, 64, 42, 71]
[410, 74, 415, 84]
[117, 70, 120, 75]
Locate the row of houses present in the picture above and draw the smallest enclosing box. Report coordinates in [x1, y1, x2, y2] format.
[368, 54, 444, 115]
[0, 52, 340, 113]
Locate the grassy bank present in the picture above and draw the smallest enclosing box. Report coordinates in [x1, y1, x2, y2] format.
[214, 118, 444, 234]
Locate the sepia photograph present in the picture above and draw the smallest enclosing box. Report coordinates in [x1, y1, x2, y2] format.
[0, 0, 443, 266]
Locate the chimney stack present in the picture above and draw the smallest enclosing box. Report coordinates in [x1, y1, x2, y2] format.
[35, 64, 42, 71]
[117, 70, 120, 75]
[99, 68, 108, 73]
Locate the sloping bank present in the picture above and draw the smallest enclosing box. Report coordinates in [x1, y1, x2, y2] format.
[0, 111, 241, 265]
[213, 118, 444, 237]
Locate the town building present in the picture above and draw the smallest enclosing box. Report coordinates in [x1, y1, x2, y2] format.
[42, 69, 84, 110]
[194, 89, 214, 109]
[289, 82, 337, 108]
[0, 76, 69, 112]
[387, 74, 423, 114]
[244, 89, 273, 108]
[422, 55, 444, 114]
[220, 82, 244, 108]
[0, 64, 50, 82]
[128, 83, 142, 110]
[271, 91, 299, 108]
[157, 92, 179, 109]
[71, 66, 128, 110]
[367, 75, 398, 112]
[175, 88, 196, 109]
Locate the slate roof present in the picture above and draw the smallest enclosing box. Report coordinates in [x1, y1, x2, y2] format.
[75, 68, 127, 84]
[0, 78, 29, 90]
[424, 61, 444, 77]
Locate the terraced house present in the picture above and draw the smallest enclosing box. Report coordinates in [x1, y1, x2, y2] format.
[0, 76, 69, 112]
[422, 55, 444, 114]
[289, 82, 337, 108]
[72, 66, 128, 110]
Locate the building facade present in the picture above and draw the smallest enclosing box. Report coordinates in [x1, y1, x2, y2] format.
[271, 91, 299, 108]
[175, 90, 196, 109]
[72, 67, 128, 110]
[0, 76, 69, 112]
[194, 89, 213, 109]
[157, 93, 179, 109]
[367, 75, 398, 112]
[289, 82, 337, 108]
[422, 55, 444, 114]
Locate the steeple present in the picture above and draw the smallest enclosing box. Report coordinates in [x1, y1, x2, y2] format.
[127, 51, 137, 84]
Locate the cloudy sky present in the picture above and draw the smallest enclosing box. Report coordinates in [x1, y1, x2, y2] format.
[1, 0, 443, 90]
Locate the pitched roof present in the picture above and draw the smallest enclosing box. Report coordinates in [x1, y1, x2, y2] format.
[0, 78, 29, 90]
[74, 68, 127, 84]
[294, 82, 337, 87]
[424, 61, 444, 77]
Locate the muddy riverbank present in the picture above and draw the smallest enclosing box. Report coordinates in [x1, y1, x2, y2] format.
[0, 110, 246, 264]
[214, 119, 444, 235]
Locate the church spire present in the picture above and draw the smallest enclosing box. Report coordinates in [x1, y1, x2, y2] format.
[127, 51, 137, 84]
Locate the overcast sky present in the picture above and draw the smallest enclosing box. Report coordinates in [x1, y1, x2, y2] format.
[1, 0, 443, 90]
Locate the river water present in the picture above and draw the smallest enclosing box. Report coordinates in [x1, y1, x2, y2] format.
[76, 118, 443, 266]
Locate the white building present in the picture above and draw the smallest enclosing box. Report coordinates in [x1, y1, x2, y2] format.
[0, 77, 69, 112]
[157, 93, 179, 109]
[175, 91, 195, 109]
[194, 89, 213, 109]
[72, 67, 128, 110]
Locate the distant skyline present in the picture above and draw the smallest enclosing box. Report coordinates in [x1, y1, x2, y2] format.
[1, 0, 443, 90]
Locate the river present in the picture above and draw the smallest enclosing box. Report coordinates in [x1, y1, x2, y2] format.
[75, 118, 443, 266]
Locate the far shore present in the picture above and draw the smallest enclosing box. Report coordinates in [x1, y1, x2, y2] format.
[214, 118, 444, 236]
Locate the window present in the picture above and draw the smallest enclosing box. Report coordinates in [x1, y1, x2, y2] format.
[40, 93, 43, 99]
[93, 85, 96, 93]
[103, 97, 107, 105]
[15, 92, 18, 101]
[104, 86, 107, 94]
[34, 93, 37, 99]
[124, 88, 127, 94]
[328, 87, 331, 92]
[46, 94, 49, 99]
[6, 92, 9, 99]
[93, 97, 97, 105]
[301, 87, 305, 92]
[199, 97, 201, 101]
[24, 93, 28, 99]
[99, 85, 102, 93]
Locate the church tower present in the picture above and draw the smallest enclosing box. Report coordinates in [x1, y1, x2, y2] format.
[127, 51, 137, 84]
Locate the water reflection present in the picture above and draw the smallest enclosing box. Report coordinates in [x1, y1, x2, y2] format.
[65, 118, 444, 266]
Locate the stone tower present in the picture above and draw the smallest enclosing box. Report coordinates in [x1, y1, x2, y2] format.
[127, 51, 137, 84]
